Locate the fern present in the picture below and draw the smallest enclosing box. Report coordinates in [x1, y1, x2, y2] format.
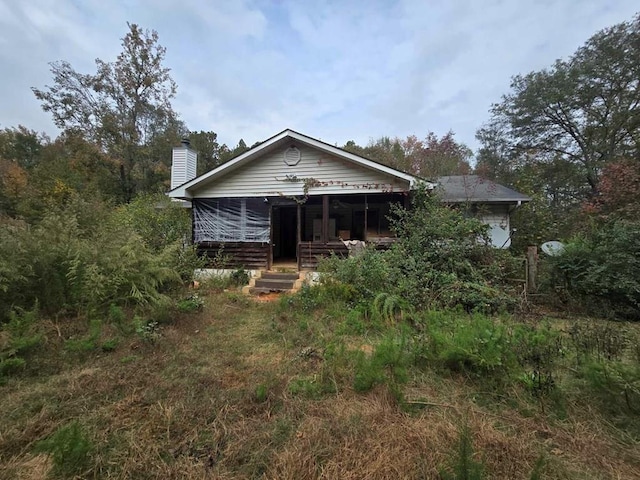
[373, 292, 414, 324]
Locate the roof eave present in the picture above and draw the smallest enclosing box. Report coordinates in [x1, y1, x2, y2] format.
[443, 197, 531, 204]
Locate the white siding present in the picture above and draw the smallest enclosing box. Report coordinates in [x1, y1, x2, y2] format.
[171, 146, 198, 189]
[186, 148, 197, 183]
[193, 144, 410, 198]
[171, 148, 187, 190]
[479, 205, 511, 248]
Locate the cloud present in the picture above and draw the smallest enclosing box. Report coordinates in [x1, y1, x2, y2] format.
[0, 0, 638, 152]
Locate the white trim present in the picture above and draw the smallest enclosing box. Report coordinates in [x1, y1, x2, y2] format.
[168, 129, 433, 199]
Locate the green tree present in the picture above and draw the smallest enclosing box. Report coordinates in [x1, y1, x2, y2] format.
[218, 138, 250, 164]
[189, 130, 224, 175]
[0, 126, 46, 170]
[482, 13, 640, 195]
[343, 132, 471, 178]
[33, 23, 185, 201]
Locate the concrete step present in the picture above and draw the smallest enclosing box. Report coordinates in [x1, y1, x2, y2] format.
[248, 287, 291, 295]
[254, 278, 296, 289]
[261, 272, 300, 281]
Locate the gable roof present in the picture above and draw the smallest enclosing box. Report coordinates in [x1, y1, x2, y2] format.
[168, 129, 431, 199]
[436, 175, 531, 204]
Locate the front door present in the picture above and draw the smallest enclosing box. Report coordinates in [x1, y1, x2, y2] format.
[272, 205, 297, 264]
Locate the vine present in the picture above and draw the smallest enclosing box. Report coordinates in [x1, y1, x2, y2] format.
[275, 175, 399, 204]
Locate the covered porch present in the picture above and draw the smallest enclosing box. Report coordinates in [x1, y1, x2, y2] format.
[195, 192, 407, 271]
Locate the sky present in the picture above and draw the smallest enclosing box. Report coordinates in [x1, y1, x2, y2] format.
[0, 0, 638, 153]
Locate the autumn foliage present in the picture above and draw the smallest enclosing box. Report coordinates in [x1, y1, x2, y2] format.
[586, 159, 640, 219]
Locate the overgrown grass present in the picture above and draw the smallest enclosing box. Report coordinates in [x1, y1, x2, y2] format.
[1, 286, 640, 479]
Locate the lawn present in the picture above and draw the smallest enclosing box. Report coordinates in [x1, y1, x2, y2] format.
[1, 287, 639, 479]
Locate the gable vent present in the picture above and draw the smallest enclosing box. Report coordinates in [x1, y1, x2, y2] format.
[283, 146, 301, 166]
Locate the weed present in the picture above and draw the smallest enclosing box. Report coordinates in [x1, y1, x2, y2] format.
[579, 360, 640, 412]
[338, 306, 369, 335]
[0, 357, 26, 376]
[230, 267, 250, 287]
[135, 317, 161, 343]
[64, 318, 101, 353]
[120, 354, 140, 364]
[529, 453, 546, 480]
[514, 323, 564, 403]
[101, 338, 118, 352]
[418, 311, 513, 378]
[569, 321, 628, 364]
[373, 292, 414, 325]
[176, 293, 205, 313]
[288, 375, 327, 399]
[254, 384, 268, 403]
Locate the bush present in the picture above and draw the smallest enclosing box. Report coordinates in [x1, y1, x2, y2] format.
[0, 199, 191, 319]
[513, 323, 564, 399]
[318, 247, 391, 301]
[317, 186, 520, 313]
[579, 360, 640, 412]
[0, 305, 43, 377]
[229, 267, 250, 287]
[353, 333, 410, 401]
[552, 219, 640, 319]
[415, 311, 515, 378]
[34, 421, 93, 478]
[115, 193, 191, 252]
[440, 421, 485, 480]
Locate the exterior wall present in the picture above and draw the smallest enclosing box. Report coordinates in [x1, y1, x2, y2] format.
[171, 146, 197, 190]
[194, 144, 410, 198]
[197, 241, 269, 269]
[478, 204, 511, 248]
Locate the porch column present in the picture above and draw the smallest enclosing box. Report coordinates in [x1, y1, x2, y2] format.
[364, 194, 368, 242]
[322, 195, 329, 243]
[296, 203, 302, 270]
[267, 205, 273, 270]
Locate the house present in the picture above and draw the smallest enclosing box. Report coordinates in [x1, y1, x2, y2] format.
[168, 129, 529, 272]
[437, 175, 531, 248]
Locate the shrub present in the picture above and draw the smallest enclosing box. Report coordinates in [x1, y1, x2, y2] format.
[353, 333, 410, 401]
[0, 203, 189, 320]
[34, 421, 93, 478]
[317, 186, 520, 313]
[0, 305, 43, 377]
[64, 319, 102, 354]
[229, 267, 250, 287]
[439, 421, 485, 480]
[318, 247, 391, 301]
[569, 322, 628, 364]
[513, 323, 564, 400]
[552, 219, 640, 318]
[115, 193, 191, 252]
[579, 360, 640, 412]
[416, 311, 515, 378]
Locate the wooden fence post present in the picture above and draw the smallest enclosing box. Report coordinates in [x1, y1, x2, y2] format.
[526, 246, 538, 293]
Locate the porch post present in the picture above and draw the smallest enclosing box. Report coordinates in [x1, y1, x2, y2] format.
[322, 195, 329, 243]
[296, 203, 302, 271]
[267, 205, 273, 270]
[364, 194, 368, 242]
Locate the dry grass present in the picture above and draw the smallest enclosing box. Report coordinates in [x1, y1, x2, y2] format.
[1, 291, 639, 479]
